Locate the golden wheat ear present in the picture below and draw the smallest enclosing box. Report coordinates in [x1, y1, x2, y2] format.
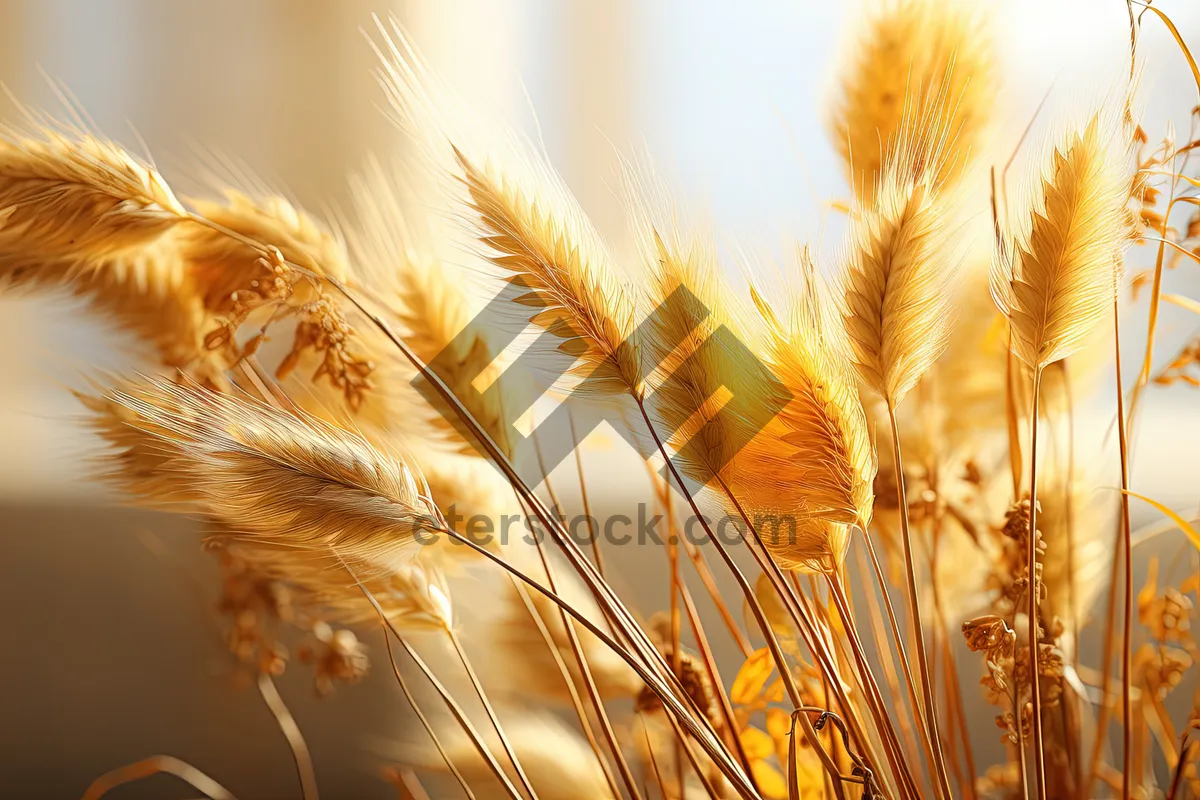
[840, 96, 960, 410]
[828, 0, 995, 201]
[991, 110, 1136, 371]
[344, 156, 513, 457]
[622, 166, 774, 489]
[725, 251, 876, 568]
[371, 19, 643, 400]
[91, 376, 440, 575]
[0, 121, 235, 385]
[0, 127, 187, 266]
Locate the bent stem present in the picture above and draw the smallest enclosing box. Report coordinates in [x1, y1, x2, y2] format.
[522, 499, 646, 800]
[508, 574, 621, 799]
[344, 560, 522, 800]
[1027, 370, 1047, 800]
[860, 530, 940, 788]
[81, 756, 237, 800]
[258, 673, 320, 800]
[886, 402, 953, 800]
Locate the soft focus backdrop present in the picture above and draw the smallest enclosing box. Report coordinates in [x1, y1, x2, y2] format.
[1, 1, 1199, 797]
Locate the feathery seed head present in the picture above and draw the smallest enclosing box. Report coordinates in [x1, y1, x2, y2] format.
[0, 130, 186, 264]
[91, 378, 439, 575]
[829, 0, 994, 200]
[992, 111, 1136, 371]
[373, 21, 643, 399]
[841, 97, 959, 408]
[345, 157, 514, 455]
[728, 256, 876, 568]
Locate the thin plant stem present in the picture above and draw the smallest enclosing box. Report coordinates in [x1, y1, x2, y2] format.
[886, 402, 954, 800]
[854, 543, 923, 772]
[928, 528, 978, 800]
[860, 532, 939, 784]
[639, 715, 670, 800]
[528, 433, 646, 800]
[660, 702, 724, 799]
[445, 627, 541, 800]
[1085, 492, 1127, 797]
[522, 500, 646, 800]
[678, 575, 760, 785]
[400, 636, 523, 800]
[1027, 369, 1047, 800]
[1060, 360, 1087, 797]
[1167, 736, 1193, 800]
[380, 631, 477, 800]
[663, 484, 687, 797]
[393, 768, 434, 800]
[342, 560, 522, 800]
[569, 412, 606, 577]
[257, 673, 320, 800]
[679, 533, 753, 657]
[1114, 296, 1136, 800]
[826, 575, 922, 800]
[507, 575, 621, 800]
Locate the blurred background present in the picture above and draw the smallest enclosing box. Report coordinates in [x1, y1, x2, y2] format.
[1, 0, 1199, 797]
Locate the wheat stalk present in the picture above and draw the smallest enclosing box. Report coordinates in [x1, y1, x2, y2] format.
[990, 106, 1136, 800]
[838, 90, 967, 799]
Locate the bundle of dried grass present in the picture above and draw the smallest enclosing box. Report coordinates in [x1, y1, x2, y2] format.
[12, 5, 1200, 800]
